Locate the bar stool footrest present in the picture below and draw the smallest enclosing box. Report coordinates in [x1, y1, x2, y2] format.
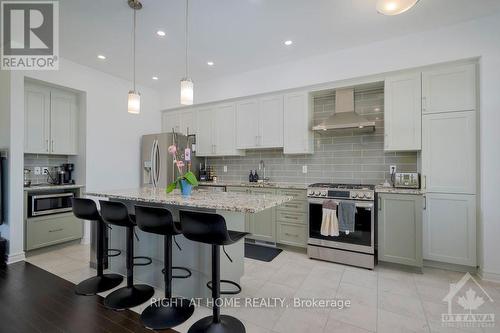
[206, 279, 242, 295]
[107, 249, 122, 257]
[133, 256, 152, 266]
[162, 266, 192, 279]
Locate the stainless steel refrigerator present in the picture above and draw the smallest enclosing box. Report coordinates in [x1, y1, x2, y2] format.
[141, 132, 198, 188]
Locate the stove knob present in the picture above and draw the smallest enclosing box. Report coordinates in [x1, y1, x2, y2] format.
[320, 192, 327, 197]
[365, 192, 372, 199]
[351, 192, 358, 198]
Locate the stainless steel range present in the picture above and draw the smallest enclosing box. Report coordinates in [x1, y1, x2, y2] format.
[307, 183, 375, 269]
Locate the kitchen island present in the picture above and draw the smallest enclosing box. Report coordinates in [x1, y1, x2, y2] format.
[85, 187, 292, 299]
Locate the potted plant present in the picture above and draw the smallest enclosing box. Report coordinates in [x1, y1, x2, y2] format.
[166, 144, 198, 197]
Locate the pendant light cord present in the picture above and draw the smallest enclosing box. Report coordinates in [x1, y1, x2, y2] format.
[185, 0, 189, 79]
[133, 4, 137, 92]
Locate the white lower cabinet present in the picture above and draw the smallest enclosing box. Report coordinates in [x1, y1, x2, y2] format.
[378, 193, 422, 267]
[423, 193, 476, 267]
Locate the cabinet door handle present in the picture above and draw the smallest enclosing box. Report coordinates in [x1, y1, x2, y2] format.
[49, 228, 63, 233]
[46, 139, 49, 152]
[284, 232, 298, 237]
[283, 215, 298, 220]
[51, 140, 54, 152]
[378, 197, 382, 211]
[423, 196, 426, 210]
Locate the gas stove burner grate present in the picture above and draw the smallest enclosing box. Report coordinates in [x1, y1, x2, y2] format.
[308, 183, 375, 190]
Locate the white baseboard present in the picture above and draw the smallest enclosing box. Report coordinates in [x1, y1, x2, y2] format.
[7, 252, 26, 264]
[478, 268, 500, 283]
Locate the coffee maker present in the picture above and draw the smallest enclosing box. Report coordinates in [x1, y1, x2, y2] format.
[59, 163, 75, 184]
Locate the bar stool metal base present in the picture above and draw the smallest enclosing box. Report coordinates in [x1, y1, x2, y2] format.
[188, 315, 245, 333]
[141, 297, 194, 330]
[104, 284, 154, 310]
[75, 274, 123, 296]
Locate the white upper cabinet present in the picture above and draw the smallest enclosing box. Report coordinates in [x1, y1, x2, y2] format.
[422, 110, 476, 194]
[24, 84, 78, 155]
[162, 112, 181, 133]
[25, 83, 51, 154]
[260, 95, 284, 148]
[162, 109, 196, 136]
[423, 193, 476, 266]
[195, 107, 215, 156]
[236, 99, 260, 148]
[195, 103, 244, 157]
[284, 91, 313, 154]
[214, 103, 241, 156]
[384, 73, 422, 151]
[236, 95, 283, 149]
[422, 64, 476, 114]
[50, 89, 78, 155]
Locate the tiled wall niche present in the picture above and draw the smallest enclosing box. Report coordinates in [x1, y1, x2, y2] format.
[24, 154, 70, 184]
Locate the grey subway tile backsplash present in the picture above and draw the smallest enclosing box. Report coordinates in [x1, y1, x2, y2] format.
[24, 153, 70, 184]
[207, 88, 417, 185]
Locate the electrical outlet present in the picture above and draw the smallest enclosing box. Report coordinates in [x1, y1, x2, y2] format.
[34, 167, 41, 175]
[302, 165, 308, 174]
[42, 167, 50, 175]
[223, 165, 227, 173]
[390, 165, 397, 174]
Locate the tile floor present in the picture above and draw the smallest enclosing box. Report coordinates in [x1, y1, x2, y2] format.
[24, 243, 500, 333]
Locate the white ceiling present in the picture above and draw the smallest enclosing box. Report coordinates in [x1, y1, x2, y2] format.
[60, 0, 500, 92]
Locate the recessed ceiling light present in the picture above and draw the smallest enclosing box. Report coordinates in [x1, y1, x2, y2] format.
[152, 76, 159, 80]
[207, 61, 214, 66]
[376, 0, 419, 15]
[284, 40, 293, 46]
[156, 30, 166, 37]
[97, 54, 106, 60]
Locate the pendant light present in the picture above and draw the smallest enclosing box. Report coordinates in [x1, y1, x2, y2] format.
[128, 0, 142, 114]
[180, 0, 193, 105]
[376, 0, 419, 15]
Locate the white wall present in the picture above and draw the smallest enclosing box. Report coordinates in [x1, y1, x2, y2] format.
[5, 58, 161, 261]
[162, 13, 500, 280]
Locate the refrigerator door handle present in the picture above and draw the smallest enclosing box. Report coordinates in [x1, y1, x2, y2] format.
[150, 140, 156, 187]
[154, 139, 161, 187]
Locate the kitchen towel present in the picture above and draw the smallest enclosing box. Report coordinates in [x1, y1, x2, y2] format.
[320, 200, 339, 237]
[338, 201, 356, 233]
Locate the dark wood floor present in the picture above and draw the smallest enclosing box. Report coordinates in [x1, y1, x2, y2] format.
[0, 262, 177, 333]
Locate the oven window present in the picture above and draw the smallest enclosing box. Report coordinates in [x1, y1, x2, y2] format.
[309, 203, 372, 247]
[34, 195, 73, 213]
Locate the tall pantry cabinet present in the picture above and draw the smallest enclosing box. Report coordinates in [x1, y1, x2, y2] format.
[421, 63, 478, 267]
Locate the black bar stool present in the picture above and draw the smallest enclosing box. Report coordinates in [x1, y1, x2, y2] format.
[180, 210, 249, 333]
[99, 200, 155, 310]
[71, 198, 123, 295]
[135, 205, 194, 330]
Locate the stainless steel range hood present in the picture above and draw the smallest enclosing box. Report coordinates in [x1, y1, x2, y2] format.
[312, 88, 375, 131]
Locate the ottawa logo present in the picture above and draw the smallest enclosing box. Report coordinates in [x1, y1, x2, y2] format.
[441, 272, 495, 328]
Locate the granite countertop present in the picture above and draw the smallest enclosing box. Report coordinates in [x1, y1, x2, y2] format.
[85, 187, 293, 213]
[375, 185, 424, 195]
[24, 184, 85, 192]
[198, 181, 308, 190]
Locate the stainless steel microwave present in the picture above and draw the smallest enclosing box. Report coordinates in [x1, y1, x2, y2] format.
[28, 192, 74, 217]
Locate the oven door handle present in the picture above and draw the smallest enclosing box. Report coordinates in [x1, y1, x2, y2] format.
[31, 193, 75, 200]
[308, 198, 373, 209]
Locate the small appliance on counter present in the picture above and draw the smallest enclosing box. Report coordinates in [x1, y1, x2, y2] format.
[199, 164, 216, 182]
[24, 169, 32, 187]
[61, 163, 75, 184]
[394, 172, 420, 189]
